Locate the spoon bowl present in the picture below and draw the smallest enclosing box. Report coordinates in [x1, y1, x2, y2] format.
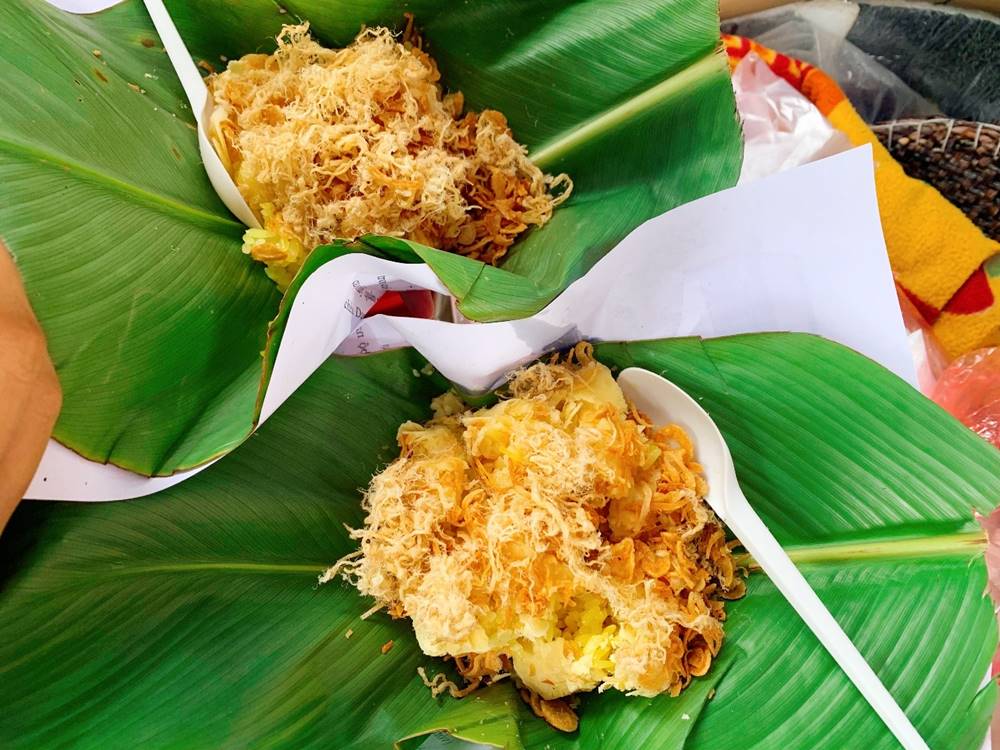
[617, 366, 929, 750]
[143, 0, 260, 228]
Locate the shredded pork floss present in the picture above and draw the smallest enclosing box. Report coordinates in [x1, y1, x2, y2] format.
[207, 22, 571, 289]
[323, 344, 745, 731]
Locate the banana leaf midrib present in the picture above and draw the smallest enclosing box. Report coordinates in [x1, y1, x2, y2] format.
[50, 531, 986, 581]
[530, 51, 725, 169]
[0, 136, 241, 232]
[735, 530, 985, 570]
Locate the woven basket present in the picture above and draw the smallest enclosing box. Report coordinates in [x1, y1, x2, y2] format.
[872, 119, 1000, 241]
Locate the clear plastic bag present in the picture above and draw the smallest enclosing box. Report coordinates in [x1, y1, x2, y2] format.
[733, 52, 853, 182]
[722, 1, 940, 123]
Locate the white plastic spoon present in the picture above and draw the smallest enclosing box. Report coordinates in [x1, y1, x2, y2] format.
[141, 0, 260, 228]
[617, 367, 929, 750]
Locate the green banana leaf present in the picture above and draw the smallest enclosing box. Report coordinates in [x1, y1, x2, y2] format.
[2, 334, 995, 749]
[0, 0, 740, 475]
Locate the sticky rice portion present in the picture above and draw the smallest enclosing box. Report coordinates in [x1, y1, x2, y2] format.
[208, 23, 571, 288]
[323, 344, 744, 729]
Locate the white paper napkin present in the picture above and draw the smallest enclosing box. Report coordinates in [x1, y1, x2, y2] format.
[27, 147, 913, 501]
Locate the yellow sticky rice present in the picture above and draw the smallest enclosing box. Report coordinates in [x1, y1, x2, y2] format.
[207, 22, 570, 289]
[322, 344, 744, 729]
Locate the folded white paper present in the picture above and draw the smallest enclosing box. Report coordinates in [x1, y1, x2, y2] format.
[27, 147, 914, 501]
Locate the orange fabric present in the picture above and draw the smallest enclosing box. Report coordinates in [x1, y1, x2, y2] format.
[723, 34, 1000, 357]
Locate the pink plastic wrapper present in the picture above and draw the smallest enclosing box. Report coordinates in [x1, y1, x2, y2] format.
[932, 347, 1000, 449]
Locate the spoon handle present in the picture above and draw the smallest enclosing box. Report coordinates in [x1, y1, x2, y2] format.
[142, 0, 208, 119]
[728, 498, 930, 750]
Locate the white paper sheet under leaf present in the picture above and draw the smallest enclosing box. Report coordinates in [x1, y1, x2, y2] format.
[27, 146, 914, 501]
